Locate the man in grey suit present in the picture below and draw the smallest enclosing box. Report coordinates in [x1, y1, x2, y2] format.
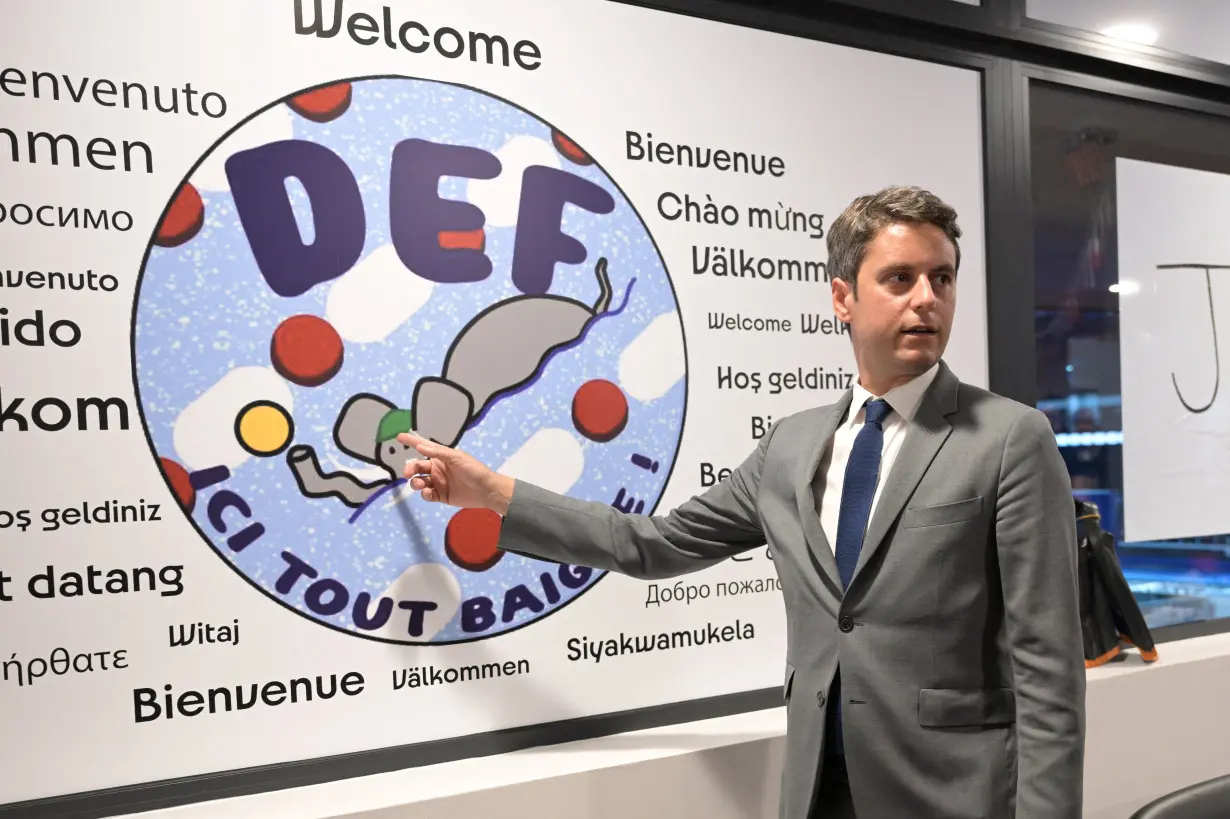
[399, 185, 1085, 818]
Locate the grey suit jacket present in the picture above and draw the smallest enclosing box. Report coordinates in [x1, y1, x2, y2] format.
[498, 360, 1086, 819]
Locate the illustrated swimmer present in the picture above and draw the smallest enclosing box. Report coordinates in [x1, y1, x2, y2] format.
[287, 257, 618, 509]
[414, 256, 614, 447]
[286, 393, 416, 508]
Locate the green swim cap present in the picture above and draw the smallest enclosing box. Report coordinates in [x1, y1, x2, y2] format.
[375, 409, 413, 445]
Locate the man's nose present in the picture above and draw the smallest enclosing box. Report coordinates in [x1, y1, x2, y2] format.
[912, 277, 937, 310]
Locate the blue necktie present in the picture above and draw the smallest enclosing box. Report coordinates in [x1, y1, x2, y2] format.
[828, 398, 891, 758]
[834, 398, 892, 589]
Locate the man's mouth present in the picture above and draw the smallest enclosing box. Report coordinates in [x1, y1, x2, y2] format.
[902, 326, 938, 335]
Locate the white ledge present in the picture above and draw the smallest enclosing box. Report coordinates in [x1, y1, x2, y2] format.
[128, 631, 1230, 819]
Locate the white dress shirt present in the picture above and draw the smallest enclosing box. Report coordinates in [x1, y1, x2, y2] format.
[813, 363, 939, 553]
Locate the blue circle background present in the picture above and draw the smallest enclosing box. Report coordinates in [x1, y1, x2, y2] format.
[133, 77, 686, 644]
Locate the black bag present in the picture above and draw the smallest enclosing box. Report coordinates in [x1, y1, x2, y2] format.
[1076, 498, 1157, 668]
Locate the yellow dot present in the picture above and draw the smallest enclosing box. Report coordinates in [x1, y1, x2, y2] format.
[236, 401, 293, 456]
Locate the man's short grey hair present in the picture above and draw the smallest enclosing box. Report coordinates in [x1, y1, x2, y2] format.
[826, 185, 962, 292]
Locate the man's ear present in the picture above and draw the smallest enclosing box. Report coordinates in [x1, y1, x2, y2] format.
[832, 277, 854, 323]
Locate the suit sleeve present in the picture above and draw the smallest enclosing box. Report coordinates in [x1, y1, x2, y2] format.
[497, 421, 780, 580]
[995, 408, 1086, 818]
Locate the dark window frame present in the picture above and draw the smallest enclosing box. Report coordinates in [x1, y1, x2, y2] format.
[830, 0, 1230, 93]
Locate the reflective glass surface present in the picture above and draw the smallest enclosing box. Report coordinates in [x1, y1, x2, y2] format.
[1031, 83, 1230, 629]
[1029, 0, 1230, 67]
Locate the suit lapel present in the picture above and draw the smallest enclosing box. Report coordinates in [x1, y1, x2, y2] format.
[796, 391, 851, 592]
[850, 362, 959, 588]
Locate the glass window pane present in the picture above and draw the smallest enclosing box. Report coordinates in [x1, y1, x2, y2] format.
[1031, 82, 1230, 630]
[1028, 0, 1230, 66]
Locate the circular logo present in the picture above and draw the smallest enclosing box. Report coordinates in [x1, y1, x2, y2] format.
[133, 76, 687, 645]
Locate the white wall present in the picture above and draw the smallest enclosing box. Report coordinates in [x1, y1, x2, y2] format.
[0, 1, 987, 807]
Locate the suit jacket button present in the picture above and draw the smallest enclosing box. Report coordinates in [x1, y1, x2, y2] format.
[816, 690, 825, 707]
[839, 616, 854, 633]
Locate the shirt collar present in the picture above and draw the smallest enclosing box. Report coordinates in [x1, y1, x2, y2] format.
[844, 363, 940, 428]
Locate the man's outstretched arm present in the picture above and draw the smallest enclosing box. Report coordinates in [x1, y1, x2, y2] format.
[400, 422, 780, 580]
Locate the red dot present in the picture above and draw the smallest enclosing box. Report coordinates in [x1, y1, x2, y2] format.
[572, 379, 628, 443]
[155, 182, 204, 248]
[287, 82, 353, 123]
[159, 457, 195, 513]
[270, 315, 345, 387]
[552, 128, 593, 166]
[445, 508, 504, 572]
